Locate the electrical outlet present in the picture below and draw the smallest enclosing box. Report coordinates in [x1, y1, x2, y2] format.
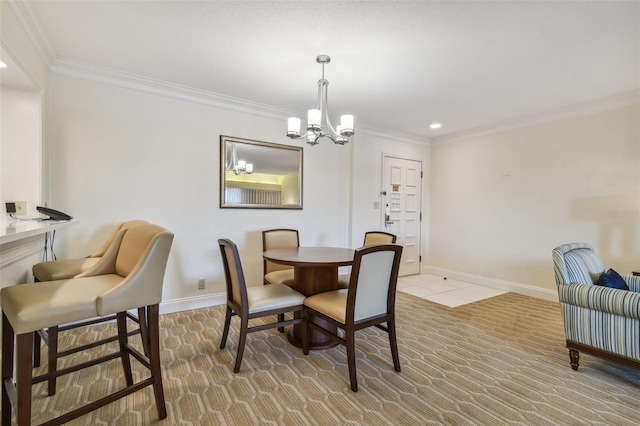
[198, 278, 206, 290]
[7, 200, 26, 215]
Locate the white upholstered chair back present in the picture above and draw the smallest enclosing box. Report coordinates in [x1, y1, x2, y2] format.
[348, 244, 403, 322]
[262, 229, 299, 273]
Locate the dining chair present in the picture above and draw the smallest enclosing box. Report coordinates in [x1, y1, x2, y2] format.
[262, 228, 299, 286]
[31, 220, 149, 374]
[1, 223, 174, 425]
[303, 244, 403, 392]
[338, 231, 397, 288]
[218, 238, 305, 373]
[262, 229, 300, 331]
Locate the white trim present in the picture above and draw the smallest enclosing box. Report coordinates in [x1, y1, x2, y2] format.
[51, 58, 297, 120]
[422, 265, 559, 303]
[6, 0, 56, 66]
[0, 235, 43, 268]
[431, 89, 640, 145]
[358, 126, 429, 146]
[158, 292, 226, 315]
[49, 58, 429, 146]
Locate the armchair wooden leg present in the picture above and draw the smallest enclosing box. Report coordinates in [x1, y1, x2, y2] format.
[33, 331, 41, 368]
[137, 307, 150, 356]
[16, 333, 34, 425]
[117, 312, 134, 386]
[2, 314, 15, 426]
[47, 325, 59, 396]
[569, 349, 580, 370]
[147, 305, 167, 419]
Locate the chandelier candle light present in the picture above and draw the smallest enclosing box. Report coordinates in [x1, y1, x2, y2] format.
[228, 143, 253, 175]
[287, 55, 354, 146]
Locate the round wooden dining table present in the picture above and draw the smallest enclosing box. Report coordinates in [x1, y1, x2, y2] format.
[262, 247, 355, 349]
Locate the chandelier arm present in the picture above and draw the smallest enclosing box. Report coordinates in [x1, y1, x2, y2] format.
[318, 79, 339, 138]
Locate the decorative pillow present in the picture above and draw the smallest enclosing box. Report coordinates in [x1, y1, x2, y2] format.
[597, 269, 629, 290]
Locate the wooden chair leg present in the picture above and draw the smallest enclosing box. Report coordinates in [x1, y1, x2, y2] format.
[302, 312, 310, 356]
[137, 307, 150, 356]
[2, 314, 15, 426]
[345, 329, 358, 392]
[278, 313, 285, 333]
[16, 332, 34, 425]
[233, 316, 249, 373]
[147, 305, 167, 419]
[220, 307, 232, 349]
[33, 277, 43, 368]
[47, 325, 59, 396]
[117, 312, 134, 386]
[388, 318, 401, 372]
[33, 331, 41, 368]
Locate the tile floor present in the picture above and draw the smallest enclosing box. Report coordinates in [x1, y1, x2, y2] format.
[397, 273, 507, 308]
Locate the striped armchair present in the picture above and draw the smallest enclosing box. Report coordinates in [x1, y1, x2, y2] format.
[552, 243, 640, 370]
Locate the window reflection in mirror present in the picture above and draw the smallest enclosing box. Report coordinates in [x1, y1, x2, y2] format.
[220, 136, 303, 209]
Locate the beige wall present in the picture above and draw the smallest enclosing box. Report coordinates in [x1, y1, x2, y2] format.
[1, 88, 41, 215]
[428, 104, 640, 295]
[47, 71, 426, 312]
[0, 2, 51, 291]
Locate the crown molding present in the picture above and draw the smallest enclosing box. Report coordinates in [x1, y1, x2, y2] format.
[51, 57, 301, 121]
[432, 89, 640, 145]
[6, 0, 56, 66]
[50, 57, 429, 146]
[357, 125, 431, 146]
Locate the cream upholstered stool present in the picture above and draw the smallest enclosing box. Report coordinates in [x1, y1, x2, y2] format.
[31, 220, 149, 380]
[32, 219, 149, 281]
[337, 231, 397, 289]
[1, 223, 174, 425]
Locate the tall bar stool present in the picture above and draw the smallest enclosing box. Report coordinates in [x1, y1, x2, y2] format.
[1, 223, 174, 425]
[31, 220, 148, 379]
[32, 219, 149, 281]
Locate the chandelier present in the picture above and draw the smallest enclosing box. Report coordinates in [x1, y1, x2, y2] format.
[227, 143, 253, 175]
[286, 55, 354, 146]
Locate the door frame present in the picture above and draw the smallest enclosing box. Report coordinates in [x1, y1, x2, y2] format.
[381, 153, 423, 275]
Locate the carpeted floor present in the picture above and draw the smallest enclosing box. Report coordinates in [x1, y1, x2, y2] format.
[7, 292, 640, 425]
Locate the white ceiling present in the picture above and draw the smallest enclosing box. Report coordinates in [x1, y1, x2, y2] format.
[11, 1, 640, 140]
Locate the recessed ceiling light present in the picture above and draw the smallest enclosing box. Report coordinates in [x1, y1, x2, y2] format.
[430, 123, 441, 129]
[0, 61, 7, 69]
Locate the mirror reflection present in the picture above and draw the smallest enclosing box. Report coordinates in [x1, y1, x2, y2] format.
[220, 136, 303, 209]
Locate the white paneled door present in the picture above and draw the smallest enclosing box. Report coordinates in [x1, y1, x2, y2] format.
[382, 155, 422, 276]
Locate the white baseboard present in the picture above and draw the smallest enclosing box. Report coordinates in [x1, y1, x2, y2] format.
[422, 265, 559, 303]
[159, 292, 226, 315]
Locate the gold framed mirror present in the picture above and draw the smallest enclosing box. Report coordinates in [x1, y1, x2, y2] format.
[220, 135, 303, 209]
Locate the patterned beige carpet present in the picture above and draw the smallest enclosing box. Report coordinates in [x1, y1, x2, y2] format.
[6, 292, 640, 425]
